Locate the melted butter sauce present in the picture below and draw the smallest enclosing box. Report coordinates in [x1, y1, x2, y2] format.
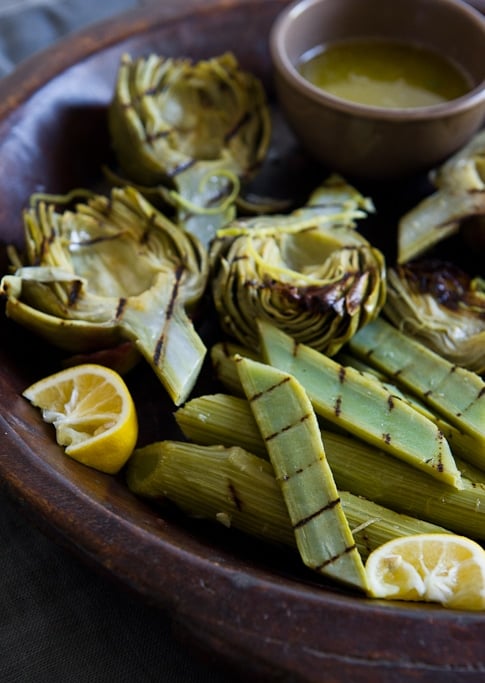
[298, 39, 472, 109]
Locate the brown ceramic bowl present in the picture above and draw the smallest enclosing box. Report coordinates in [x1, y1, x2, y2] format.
[270, 0, 485, 179]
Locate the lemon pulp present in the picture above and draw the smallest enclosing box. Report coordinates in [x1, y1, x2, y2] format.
[23, 363, 138, 474]
[366, 533, 485, 610]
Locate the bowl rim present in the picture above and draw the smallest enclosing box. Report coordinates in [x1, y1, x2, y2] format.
[270, 0, 485, 122]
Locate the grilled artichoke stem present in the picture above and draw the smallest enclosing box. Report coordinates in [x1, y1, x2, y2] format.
[108, 52, 271, 246]
[174, 393, 485, 543]
[234, 355, 368, 591]
[211, 340, 480, 463]
[258, 320, 462, 489]
[210, 174, 386, 356]
[126, 437, 448, 562]
[348, 316, 485, 467]
[0, 187, 209, 405]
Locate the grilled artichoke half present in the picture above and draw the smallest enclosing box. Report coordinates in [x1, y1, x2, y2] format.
[210, 175, 386, 355]
[108, 52, 271, 247]
[1, 187, 209, 405]
[385, 261, 485, 375]
[398, 129, 485, 263]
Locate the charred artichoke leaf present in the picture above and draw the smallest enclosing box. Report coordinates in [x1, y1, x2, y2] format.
[108, 52, 271, 246]
[384, 261, 485, 374]
[210, 175, 385, 355]
[1, 187, 209, 405]
[398, 130, 485, 263]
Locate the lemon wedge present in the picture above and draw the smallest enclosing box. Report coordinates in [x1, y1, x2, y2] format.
[23, 364, 138, 474]
[365, 533, 485, 610]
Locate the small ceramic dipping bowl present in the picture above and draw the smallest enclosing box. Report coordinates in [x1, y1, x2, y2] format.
[270, 0, 485, 179]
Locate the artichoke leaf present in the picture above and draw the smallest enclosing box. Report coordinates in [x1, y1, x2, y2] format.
[210, 175, 385, 355]
[432, 129, 485, 192]
[398, 130, 485, 263]
[108, 52, 271, 246]
[1, 187, 209, 405]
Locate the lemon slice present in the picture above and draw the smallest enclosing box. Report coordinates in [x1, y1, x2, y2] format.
[365, 533, 485, 610]
[23, 364, 138, 474]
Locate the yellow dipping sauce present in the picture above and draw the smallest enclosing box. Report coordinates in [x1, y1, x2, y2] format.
[298, 39, 471, 109]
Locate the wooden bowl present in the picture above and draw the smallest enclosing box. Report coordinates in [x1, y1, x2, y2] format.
[1, 1, 485, 681]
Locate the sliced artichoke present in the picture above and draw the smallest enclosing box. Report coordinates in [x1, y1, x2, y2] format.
[398, 130, 485, 263]
[108, 52, 271, 246]
[384, 260, 485, 374]
[210, 175, 386, 356]
[1, 187, 209, 405]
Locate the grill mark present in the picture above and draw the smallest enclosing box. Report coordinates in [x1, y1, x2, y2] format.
[334, 395, 342, 417]
[68, 280, 83, 306]
[383, 433, 391, 444]
[264, 412, 311, 442]
[435, 430, 445, 472]
[224, 110, 251, 143]
[70, 233, 123, 248]
[115, 297, 127, 320]
[315, 543, 358, 571]
[387, 394, 395, 411]
[338, 365, 346, 384]
[247, 376, 291, 403]
[228, 481, 242, 511]
[168, 159, 197, 178]
[153, 265, 185, 365]
[293, 497, 340, 530]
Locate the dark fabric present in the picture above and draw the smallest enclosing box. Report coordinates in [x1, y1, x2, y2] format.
[0, 2, 231, 680]
[0, 492, 229, 681]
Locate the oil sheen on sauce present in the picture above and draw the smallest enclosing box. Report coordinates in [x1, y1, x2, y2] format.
[298, 39, 471, 109]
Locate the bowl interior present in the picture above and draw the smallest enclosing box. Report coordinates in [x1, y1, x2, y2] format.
[277, 0, 485, 100]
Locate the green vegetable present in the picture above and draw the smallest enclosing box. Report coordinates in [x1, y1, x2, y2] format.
[210, 174, 386, 356]
[258, 320, 462, 488]
[398, 129, 485, 263]
[211, 341, 480, 462]
[235, 354, 368, 590]
[175, 392, 485, 542]
[126, 438, 449, 561]
[1, 187, 208, 405]
[348, 316, 485, 468]
[336, 350, 480, 460]
[108, 52, 271, 246]
[384, 261, 485, 374]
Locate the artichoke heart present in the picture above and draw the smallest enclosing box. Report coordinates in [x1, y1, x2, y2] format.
[210, 175, 386, 355]
[398, 129, 485, 263]
[1, 187, 209, 406]
[384, 260, 485, 374]
[108, 52, 271, 246]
